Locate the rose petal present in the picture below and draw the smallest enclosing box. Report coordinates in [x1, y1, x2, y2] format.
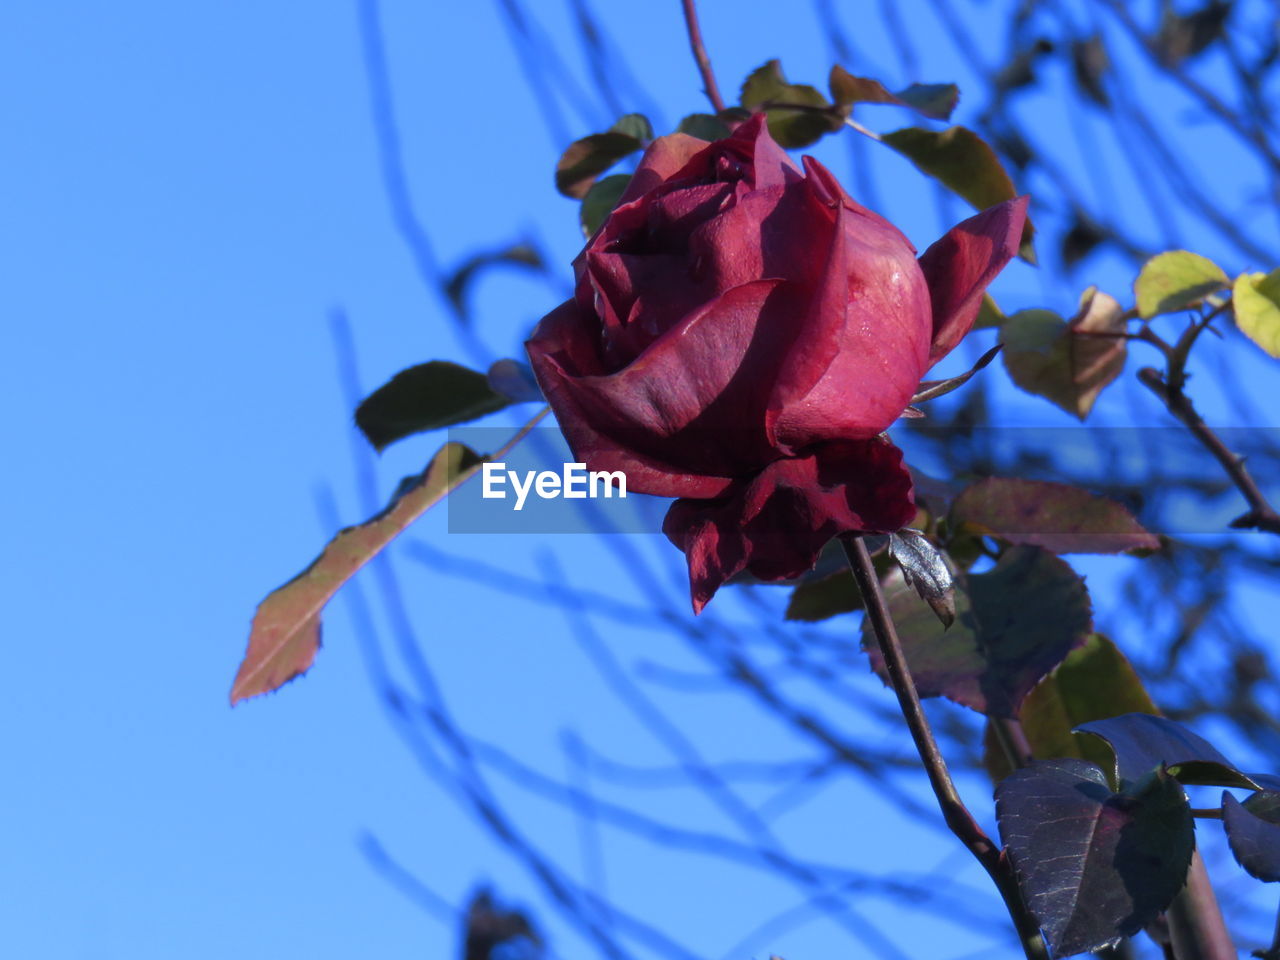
[799, 155, 916, 251]
[769, 173, 932, 449]
[525, 298, 607, 377]
[735, 113, 803, 190]
[549, 279, 808, 486]
[617, 133, 711, 207]
[661, 113, 802, 193]
[919, 195, 1029, 365]
[663, 438, 916, 612]
[687, 181, 829, 295]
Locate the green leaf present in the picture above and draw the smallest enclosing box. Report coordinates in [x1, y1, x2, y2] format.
[784, 570, 862, 622]
[864, 547, 1092, 718]
[827, 65, 959, 121]
[1000, 288, 1127, 419]
[894, 83, 961, 121]
[880, 125, 1035, 261]
[1233, 269, 1280, 358]
[231, 443, 484, 703]
[1134, 250, 1229, 318]
[973, 292, 1006, 329]
[355, 361, 511, 452]
[676, 113, 732, 140]
[983, 634, 1159, 784]
[950, 478, 1159, 555]
[555, 128, 644, 199]
[739, 59, 840, 148]
[579, 173, 631, 237]
[1077, 713, 1261, 791]
[610, 113, 653, 142]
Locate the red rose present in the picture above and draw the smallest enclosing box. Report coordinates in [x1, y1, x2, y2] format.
[527, 115, 1027, 611]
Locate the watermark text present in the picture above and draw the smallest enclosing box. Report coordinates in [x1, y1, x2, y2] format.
[481, 462, 627, 511]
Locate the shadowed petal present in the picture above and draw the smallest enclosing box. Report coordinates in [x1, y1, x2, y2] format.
[664, 439, 916, 612]
[530, 281, 813, 495]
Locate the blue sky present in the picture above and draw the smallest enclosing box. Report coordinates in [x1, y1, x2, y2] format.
[4, 2, 1278, 959]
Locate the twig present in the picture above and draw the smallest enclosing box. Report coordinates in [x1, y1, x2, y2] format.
[679, 0, 725, 113]
[1098, 0, 1280, 175]
[842, 537, 1049, 960]
[1137, 367, 1280, 535]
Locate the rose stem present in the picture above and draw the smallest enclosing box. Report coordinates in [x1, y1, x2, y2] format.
[678, 0, 725, 113]
[1165, 854, 1236, 960]
[842, 535, 1048, 960]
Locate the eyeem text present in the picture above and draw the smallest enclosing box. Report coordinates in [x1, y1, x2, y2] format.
[481, 462, 627, 511]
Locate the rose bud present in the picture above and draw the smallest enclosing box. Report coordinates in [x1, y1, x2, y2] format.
[527, 114, 1028, 612]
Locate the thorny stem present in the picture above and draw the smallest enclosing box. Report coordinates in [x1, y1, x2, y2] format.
[842, 537, 1049, 960]
[679, 0, 725, 114]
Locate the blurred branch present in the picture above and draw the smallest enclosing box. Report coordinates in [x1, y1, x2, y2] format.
[1138, 365, 1280, 535]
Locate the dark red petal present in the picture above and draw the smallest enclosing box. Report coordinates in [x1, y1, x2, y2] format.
[919, 195, 1029, 366]
[526, 362, 735, 501]
[525, 298, 607, 377]
[663, 439, 916, 612]
[553, 279, 801, 484]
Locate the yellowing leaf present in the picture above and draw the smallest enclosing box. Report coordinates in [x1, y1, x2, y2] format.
[984, 634, 1159, 783]
[231, 442, 484, 703]
[1000, 289, 1126, 419]
[973, 292, 1005, 329]
[1134, 250, 1228, 318]
[1233, 269, 1280, 358]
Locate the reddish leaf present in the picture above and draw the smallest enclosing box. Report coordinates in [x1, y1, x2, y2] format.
[950, 477, 1160, 555]
[828, 65, 959, 121]
[997, 759, 1194, 957]
[231, 442, 484, 703]
[864, 546, 1092, 718]
[1223, 791, 1280, 882]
